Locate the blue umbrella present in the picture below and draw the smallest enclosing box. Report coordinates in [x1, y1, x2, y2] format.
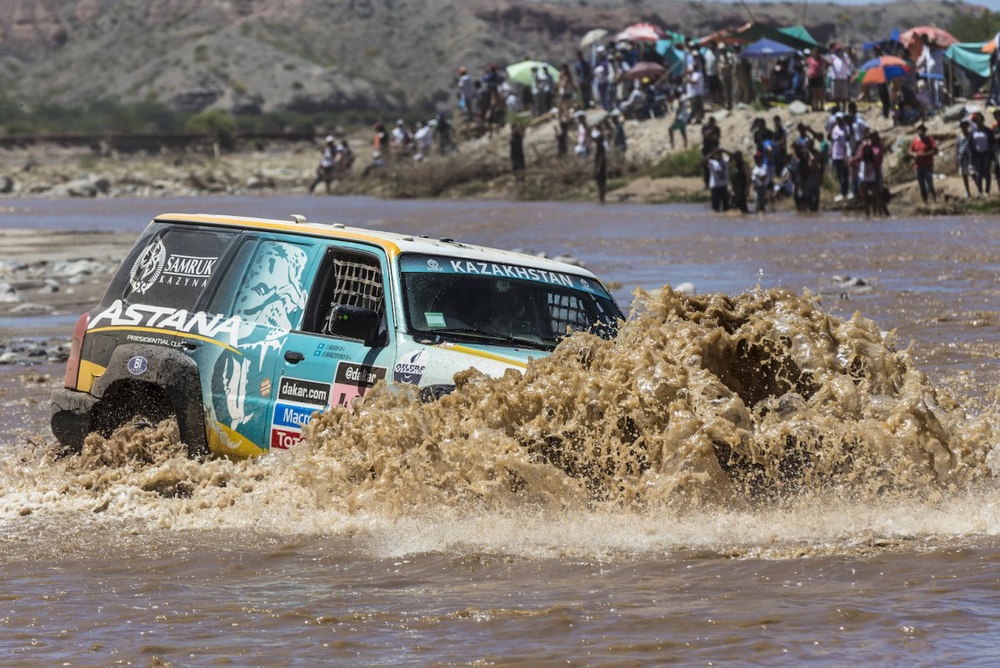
[742, 38, 796, 58]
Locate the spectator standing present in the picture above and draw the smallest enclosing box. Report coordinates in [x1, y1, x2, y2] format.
[435, 113, 454, 155]
[805, 49, 826, 111]
[533, 65, 554, 116]
[457, 66, 474, 121]
[915, 35, 938, 110]
[557, 63, 577, 119]
[510, 125, 525, 180]
[872, 45, 891, 119]
[771, 115, 788, 172]
[704, 42, 721, 107]
[908, 123, 937, 205]
[594, 47, 614, 111]
[611, 110, 627, 156]
[830, 113, 851, 202]
[554, 118, 569, 157]
[373, 122, 390, 160]
[852, 140, 880, 216]
[575, 50, 593, 110]
[574, 110, 591, 157]
[730, 150, 750, 213]
[704, 148, 730, 212]
[825, 44, 853, 107]
[991, 108, 1000, 189]
[593, 128, 608, 203]
[751, 151, 770, 212]
[685, 65, 705, 124]
[957, 119, 974, 199]
[701, 117, 721, 187]
[669, 101, 689, 148]
[970, 113, 993, 196]
[413, 121, 434, 159]
[309, 135, 338, 194]
[718, 44, 736, 109]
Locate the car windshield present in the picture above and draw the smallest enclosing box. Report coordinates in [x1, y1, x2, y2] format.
[399, 253, 622, 350]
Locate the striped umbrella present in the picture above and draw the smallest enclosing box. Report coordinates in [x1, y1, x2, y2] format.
[855, 55, 913, 85]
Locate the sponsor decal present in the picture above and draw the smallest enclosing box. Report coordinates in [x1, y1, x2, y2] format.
[314, 341, 350, 360]
[393, 349, 428, 385]
[448, 260, 575, 287]
[161, 253, 217, 288]
[399, 254, 610, 297]
[277, 376, 330, 407]
[89, 300, 243, 344]
[128, 238, 166, 294]
[126, 333, 182, 348]
[272, 402, 318, 430]
[270, 427, 303, 450]
[128, 237, 218, 294]
[332, 361, 387, 407]
[260, 378, 272, 398]
[126, 355, 148, 375]
[268, 377, 332, 452]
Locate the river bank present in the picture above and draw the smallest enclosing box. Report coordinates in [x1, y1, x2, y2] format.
[0, 101, 994, 215]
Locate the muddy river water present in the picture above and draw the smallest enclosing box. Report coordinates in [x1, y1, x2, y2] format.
[2, 196, 1000, 666]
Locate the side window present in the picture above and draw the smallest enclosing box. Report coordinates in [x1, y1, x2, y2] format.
[119, 225, 236, 310]
[230, 240, 311, 331]
[304, 248, 385, 335]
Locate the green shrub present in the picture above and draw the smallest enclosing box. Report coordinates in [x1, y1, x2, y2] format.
[647, 147, 703, 178]
[184, 109, 236, 149]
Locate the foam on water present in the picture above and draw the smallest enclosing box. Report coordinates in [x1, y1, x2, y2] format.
[2, 287, 999, 558]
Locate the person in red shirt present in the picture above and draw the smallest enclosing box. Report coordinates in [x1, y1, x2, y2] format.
[908, 123, 938, 205]
[804, 49, 826, 111]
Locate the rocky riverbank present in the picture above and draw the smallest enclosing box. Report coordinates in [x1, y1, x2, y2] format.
[0, 100, 993, 214]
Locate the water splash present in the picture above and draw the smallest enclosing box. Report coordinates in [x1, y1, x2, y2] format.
[2, 287, 998, 556]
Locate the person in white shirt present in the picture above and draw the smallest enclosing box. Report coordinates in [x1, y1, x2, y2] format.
[456, 66, 474, 120]
[704, 148, 730, 211]
[685, 65, 704, 124]
[829, 113, 851, 201]
[915, 35, 941, 109]
[824, 43, 852, 105]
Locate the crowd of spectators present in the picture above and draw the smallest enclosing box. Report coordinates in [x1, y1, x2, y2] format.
[306, 25, 991, 213]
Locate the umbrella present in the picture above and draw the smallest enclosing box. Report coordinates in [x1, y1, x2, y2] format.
[505, 60, 560, 87]
[615, 22, 665, 44]
[855, 55, 913, 85]
[900, 26, 957, 48]
[741, 38, 796, 58]
[580, 28, 608, 49]
[982, 32, 999, 54]
[622, 61, 667, 81]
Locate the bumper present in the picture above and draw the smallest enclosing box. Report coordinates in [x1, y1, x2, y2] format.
[50, 388, 98, 452]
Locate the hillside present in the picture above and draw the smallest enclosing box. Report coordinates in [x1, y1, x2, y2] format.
[0, 0, 990, 118]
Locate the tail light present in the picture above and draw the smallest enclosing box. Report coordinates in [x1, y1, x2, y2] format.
[63, 312, 90, 389]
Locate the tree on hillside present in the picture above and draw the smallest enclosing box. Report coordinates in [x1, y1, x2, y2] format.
[948, 8, 1000, 43]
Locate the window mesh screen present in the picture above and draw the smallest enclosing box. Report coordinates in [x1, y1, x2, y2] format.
[322, 253, 384, 334]
[547, 292, 591, 334]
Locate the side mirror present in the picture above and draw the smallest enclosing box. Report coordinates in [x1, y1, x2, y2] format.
[325, 304, 384, 347]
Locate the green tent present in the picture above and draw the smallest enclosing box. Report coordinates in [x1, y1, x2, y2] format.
[778, 25, 822, 49]
[945, 42, 991, 79]
[723, 22, 823, 52]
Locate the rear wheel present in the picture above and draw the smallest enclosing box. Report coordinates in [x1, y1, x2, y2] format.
[91, 381, 175, 439]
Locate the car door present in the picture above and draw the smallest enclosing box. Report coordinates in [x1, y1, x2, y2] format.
[202, 233, 323, 456]
[265, 243, 397, 451]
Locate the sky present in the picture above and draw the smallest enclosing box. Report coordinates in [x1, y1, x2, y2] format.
[731, 0, 999, 7]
